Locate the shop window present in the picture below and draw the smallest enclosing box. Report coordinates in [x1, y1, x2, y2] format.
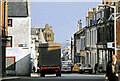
[6, 57, 15, 70]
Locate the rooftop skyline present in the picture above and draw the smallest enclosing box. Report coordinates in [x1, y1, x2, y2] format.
[31, 2, 100, 43]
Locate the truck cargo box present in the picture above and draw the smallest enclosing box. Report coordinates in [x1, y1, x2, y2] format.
[38, 43, 61, 67]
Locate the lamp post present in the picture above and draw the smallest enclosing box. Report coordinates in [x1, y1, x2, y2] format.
[99, 3, 118, 59]
[105, 4, 117, 56]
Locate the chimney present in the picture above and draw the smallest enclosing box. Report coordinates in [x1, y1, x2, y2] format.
[77, 19, 82, 31]
[50, 26, 52, 30]
[45, 24, 49, 28]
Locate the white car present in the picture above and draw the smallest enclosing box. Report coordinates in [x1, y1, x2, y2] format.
[79, 64, 93, 74]
[61, 64, 71, 73]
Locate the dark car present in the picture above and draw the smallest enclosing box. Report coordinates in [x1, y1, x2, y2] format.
[79, 64, 92, 74]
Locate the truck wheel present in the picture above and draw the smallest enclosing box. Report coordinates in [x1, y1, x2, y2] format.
[40, 73, 45, 77]
[56, 73, 61, 77]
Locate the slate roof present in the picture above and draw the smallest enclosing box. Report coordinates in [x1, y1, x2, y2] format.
[8, 2, 28, 17]
[31, 28, 45, 35]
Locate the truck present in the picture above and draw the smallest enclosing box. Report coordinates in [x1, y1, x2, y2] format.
[38, 43, 61, 77]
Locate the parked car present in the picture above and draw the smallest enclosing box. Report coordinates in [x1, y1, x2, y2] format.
[72, 63, 81, 72]
[79, 64, 92, 74]
[61, 64, 71, 73]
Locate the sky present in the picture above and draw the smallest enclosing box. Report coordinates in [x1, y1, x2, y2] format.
[30, 2, 101, 43]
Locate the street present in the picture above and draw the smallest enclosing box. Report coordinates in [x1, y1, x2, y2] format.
[1, 1, 119, 81]
[2, 73, 106, 81]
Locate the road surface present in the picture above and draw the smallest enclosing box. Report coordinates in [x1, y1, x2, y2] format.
[2, 73, 106, 81]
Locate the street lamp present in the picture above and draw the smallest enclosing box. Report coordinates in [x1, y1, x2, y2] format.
[105, 4, 117, 55]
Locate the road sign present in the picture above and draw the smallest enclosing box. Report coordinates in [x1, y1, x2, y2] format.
[23, 44, 27, 47]
[107, 42, 114, 48]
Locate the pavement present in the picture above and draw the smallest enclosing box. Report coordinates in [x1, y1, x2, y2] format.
[2, 76, 21, 81]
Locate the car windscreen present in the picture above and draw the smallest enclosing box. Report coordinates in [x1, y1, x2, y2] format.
[76, 64, 81, 67]
[81, 64, 86, 67]
[81, 64, 91, 67]
[62, 64, 71, 67]
[88, 65, 91, 67]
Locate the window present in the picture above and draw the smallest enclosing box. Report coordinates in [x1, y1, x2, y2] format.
[8, 19, 12, 27]
[47, 34, 51, 37]
[6, 57, 16, 70]
[6, 36, 12, 47]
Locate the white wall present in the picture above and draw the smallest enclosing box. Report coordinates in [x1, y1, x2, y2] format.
[86, 27, 97, 71]
[76, 39, 80, 53]
[6, 17, 31, 76]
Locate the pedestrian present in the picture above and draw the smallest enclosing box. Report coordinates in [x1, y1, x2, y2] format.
[94, 63, 98, 74]
[33, 66, 35, 73]
[106, 55, 120, 81]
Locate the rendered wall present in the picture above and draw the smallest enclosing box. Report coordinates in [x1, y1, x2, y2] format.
[6, 17, 31, 76]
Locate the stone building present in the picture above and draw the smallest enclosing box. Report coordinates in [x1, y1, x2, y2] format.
[86, 1, 120, 72]
[71, 37, 74, 65]
[6, 0, 31, 76]
[85, 25, 97, 68]
[43, 24, 54, 43]
[74, 27, 86, 64]
[72, 1, 120, 73]
[74, 20, 87, 64]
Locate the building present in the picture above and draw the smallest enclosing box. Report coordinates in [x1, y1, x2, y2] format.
[43, 24, 54, 43]
[86, 8, 96, 27]
[74, 27, 86, 64]
[62, 46, 71, 61]
[31, 24, 54, 72]
[71, 37, 74, 65]
[85, 22, 97, 70]
[73, 20, 87, 64]
[6, 0, 31, 76]
[0, 0, 8, 78]
[84, 8, 98, 71]
[86, 1, 120, 72]
[72, 0, 120, 73]
[31, 25, 46, 72]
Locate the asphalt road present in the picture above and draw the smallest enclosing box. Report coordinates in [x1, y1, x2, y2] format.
[2, 73, 106, 81]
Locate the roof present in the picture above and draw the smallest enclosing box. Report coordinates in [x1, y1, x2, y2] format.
[38, 28, 45, 32]
[8, 2, 28, 17]
[31, 27, 45, 35]
[75, 26, 87, 35]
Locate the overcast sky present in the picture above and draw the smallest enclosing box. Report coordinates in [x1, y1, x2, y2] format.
[30, 2, 101, 43]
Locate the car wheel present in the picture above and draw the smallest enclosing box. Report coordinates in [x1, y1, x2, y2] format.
[89, 70, 92, 74]
[79, 71, 83, 74]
